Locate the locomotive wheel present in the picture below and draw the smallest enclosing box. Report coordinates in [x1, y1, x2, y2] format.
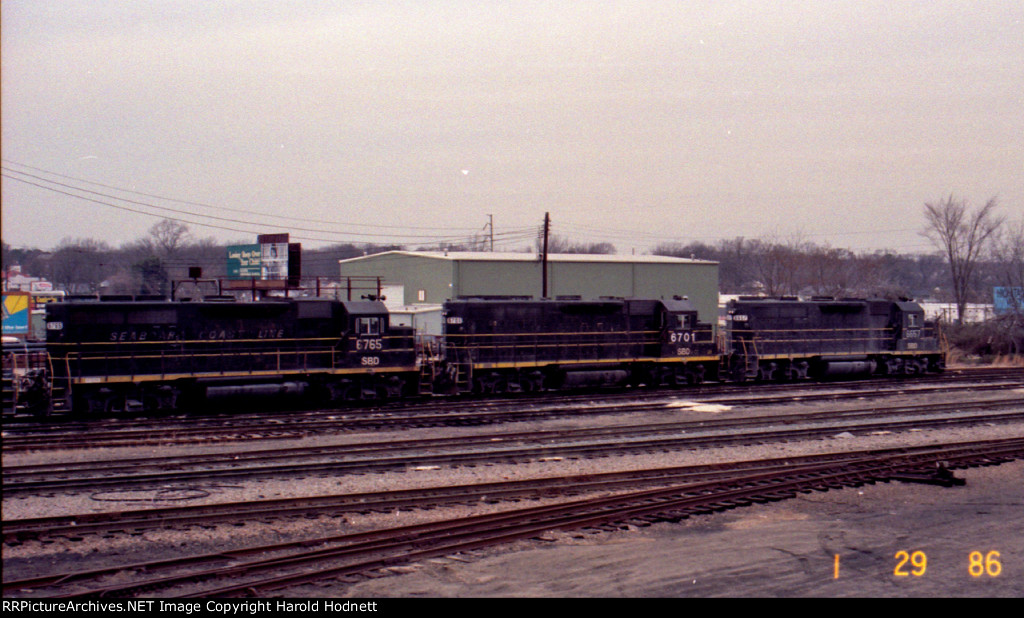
[141, 386, 179, 411]
[646, 367, 668, 388]
[687, 364, 706, 385]
[669, 365, 690, 386]
[380, 376, 406, 399]
[332, 380, 359, 402]
[887, 358, 904, 375]
[81, 388, 122, 414]
[904, 358, 926, 375]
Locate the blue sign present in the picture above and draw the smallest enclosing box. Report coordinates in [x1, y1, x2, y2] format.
[994, 287, 1023, 314]
[2, 292, 31, 335]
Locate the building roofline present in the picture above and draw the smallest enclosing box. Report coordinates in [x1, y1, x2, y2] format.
[338, 250, 717, 265]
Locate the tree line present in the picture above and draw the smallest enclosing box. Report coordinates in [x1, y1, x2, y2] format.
[3, 197, 1022, 323]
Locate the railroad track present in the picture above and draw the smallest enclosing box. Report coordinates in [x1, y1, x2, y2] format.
[1, 439, 1008, 544]
[5, 371, 1021, 452]
[5, 438, 1020, 598]
[4, 396, 1022, 496]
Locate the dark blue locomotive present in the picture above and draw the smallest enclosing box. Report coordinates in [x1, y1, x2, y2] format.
[440, 296, 717, 392]
[4, 294, 943, 415]
[43, 298, 416, 413]
[723, 297, 943, 381]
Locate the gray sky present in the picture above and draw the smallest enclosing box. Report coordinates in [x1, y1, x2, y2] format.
[3, 1, 1022, 254]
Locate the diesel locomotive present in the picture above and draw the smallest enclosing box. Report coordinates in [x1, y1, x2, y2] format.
[40, 298, 416, 414]
[2, 294, 943, 415]
[439, 296, 717, 393]
[722, 297, 944, 381]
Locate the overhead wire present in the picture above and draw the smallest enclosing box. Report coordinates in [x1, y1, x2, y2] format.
[4, 159, 937, 255]
[1, 163, 534, 249]
[1, 159, 481, 233]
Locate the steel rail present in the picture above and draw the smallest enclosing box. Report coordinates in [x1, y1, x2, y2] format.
[6, 439, 1018, 598]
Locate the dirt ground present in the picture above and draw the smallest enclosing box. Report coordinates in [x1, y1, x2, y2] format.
[309, 460, 1023, 598]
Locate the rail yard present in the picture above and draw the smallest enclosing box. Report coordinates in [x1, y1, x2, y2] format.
[3, 366, 1022, 598]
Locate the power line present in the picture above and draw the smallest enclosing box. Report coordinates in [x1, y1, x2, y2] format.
[2, 167, 524, 248]
[1, 168, 477, 242]
[1, 159, 481, 233]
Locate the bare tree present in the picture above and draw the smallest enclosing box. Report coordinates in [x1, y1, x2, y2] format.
[922, 195, 1003, 324]
[539, 234, 616, 255]
[148, 219, 191, 257]
[992, 217, 1024, 313]
[747, 235, 812, 297]
[48, 237, 114, 294]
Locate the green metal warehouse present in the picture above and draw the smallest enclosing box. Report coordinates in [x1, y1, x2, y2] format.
[338, 251, 719, 326]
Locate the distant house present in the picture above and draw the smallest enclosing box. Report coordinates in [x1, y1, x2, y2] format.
[920, 302, 994, 324]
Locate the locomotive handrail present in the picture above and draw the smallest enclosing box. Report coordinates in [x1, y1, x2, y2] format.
[445, 328, 662, 339]
[61, 354, 72, 409]
[55, 331, 419, 388]
[47, 335, 346, 346]
[746, 327, 896, 333]
[444, 324, 717, 366]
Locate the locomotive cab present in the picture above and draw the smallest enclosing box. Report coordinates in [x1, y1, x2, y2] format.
[338, 300, 416, 377]
[892, 302, 926, 348]
[889, 301, 942, 373]
[659, 297, 712, 359]
[650, 297, 717, 384]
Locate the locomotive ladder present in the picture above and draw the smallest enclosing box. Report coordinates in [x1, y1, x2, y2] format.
[449, 344, 472, 393]
[737, 336, 760, 380]
[456, 362, 471, 392]
[417, 361, 435, 396]
[1, 347, 58, 415]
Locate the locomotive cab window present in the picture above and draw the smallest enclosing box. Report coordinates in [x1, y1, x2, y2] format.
[675, 314, 691, 329]
[906, 313, 920, 327]
[356, 317, 382, 336]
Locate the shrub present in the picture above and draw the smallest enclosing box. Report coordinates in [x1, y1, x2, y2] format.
[944, 315, 1024, 361]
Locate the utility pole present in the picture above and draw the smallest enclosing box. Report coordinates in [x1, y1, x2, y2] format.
[541, 212, 550, 299]
[487, 214, 494, 252]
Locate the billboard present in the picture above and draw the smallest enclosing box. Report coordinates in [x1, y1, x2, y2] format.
[994, 287, 1024, 314]
[2, 292, 31, 336]
[226, 244, 262, 279]
[261, 242, 289, 280]
[226, 234, 301, 285]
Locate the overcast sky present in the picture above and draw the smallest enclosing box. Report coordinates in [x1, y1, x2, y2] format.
[3, 1, 1022, 255]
